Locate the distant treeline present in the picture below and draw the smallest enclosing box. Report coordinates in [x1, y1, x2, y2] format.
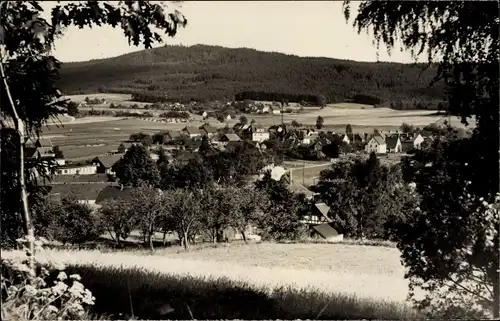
[234, 91, 327, 106]
[58, 44, 446, 109]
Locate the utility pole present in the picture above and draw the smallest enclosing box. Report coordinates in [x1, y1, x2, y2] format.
[281, 102, 284, 126]
[302, 161, 305, 185]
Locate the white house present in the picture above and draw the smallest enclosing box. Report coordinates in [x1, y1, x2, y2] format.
[365, 135, 387, 154]
[251, 124, 270, 142]
[272, 109, 281, 115]
[57, 163, 98, 175]
[226, 114, 232, 120]
[412, 133, 425, 149]
[202, 111, 208, 118]
[342, 134, 350, 144]
[181, 126, 203, 138]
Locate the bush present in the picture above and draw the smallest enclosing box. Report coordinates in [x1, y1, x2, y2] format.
[1, 238, 96, 320]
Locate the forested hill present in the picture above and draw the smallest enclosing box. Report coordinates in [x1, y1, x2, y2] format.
[57, 44, 445, 109]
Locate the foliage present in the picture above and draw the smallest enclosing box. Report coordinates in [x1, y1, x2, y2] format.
[112, 144, 161, 187]
[1, 238, 95, 320]
[0, 0, 186, 247]
[52, 145, 64, 159]
[344, 1, 499, 317]
[315, 116, 324, 129]
[315, 153, 417, 239]
[254, 172, 306, 241]
[98, 199, 137, 247]
[162, 188, 202, 250]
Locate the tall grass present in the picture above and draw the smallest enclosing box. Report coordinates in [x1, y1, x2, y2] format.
[65, 264, 421, 320]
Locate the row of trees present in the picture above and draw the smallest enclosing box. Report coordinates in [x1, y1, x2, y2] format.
[234, 91, 327, 106]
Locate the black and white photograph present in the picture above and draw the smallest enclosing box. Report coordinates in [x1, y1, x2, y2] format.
[1, 1, 499, 320]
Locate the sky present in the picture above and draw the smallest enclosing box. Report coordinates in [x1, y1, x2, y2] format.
[43, 1, 422, 63]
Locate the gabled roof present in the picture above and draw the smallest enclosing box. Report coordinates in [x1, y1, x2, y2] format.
[199, 123, 218, 134]
[312, 223, 342, 239]
[314, 203, 331, 221]
[36, 138, 53, 148]
[182, 126, 202, 135]
[49, 182, 111, 201]
[289, 180, 316, 198]
[385, 135, 401, 149]
[221, 133, 242, 142]
[51, 173, 110, 184]
[95, 185, 136, 204]
[93, 154, 123, 168]
[166, 131, 181, 139]
[371, 135, 386, 145]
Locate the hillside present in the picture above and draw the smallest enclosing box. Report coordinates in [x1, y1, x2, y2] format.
[58, 44, 445, 109]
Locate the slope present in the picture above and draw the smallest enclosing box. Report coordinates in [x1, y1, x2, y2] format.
[57, 44, 445, 108]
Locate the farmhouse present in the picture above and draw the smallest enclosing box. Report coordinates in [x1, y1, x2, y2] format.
[385, 135, 403, 153]
[26, 137, 55, 159]
[299, 203, 344, 242]
[199, 123, 218, 138]
[311, 223, 344, 242]
[308, 137, 331, 151]
[164, 131, 181, 144]
[218, 133, 242, 146]
[251, 123, 270, 142]
[57, 163, 98, 175]
[92, 154, 123, 174]
[95, 185, 137, 205]
[300, 203, 332, 225]
[365, 135, 387, 154]
[182, 126, 203, 138]
[50, 173, 110, 184]
[48, 182, 110, 207]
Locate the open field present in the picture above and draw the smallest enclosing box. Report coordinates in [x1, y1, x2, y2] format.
[3, 243, 418, 320]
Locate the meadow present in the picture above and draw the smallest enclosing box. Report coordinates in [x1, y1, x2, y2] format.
[3, 242, 419, 320]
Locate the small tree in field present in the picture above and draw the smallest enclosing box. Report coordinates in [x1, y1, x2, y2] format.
[131, 184, 165, 251]
[316, 116, 324, 129]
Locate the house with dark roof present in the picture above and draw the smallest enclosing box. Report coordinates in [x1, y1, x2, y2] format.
[48, 182, 111, 206]
[300, 203, 332, 225]
[308, 137, 331, 151]
[92, 154, 123, 174]
[385, 135, 403, 153]
[199, 123, 218, 138]
[26, 137, 55, 159]
[219, 133, 242, 145]
[364, 135, 387, 154]
[95, 185, 137, 205]
[181, 126, 202, 138]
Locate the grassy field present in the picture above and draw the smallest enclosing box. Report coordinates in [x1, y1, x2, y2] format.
[3, 243, 418, 320]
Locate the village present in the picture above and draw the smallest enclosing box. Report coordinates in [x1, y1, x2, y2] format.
[25, 110, 437, 244]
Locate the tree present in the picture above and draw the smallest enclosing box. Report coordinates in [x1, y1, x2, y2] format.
[232, 186, 266, 243]
[239, 115, 248, 125]
[117, 143, 126, 154]
[290, 120, 301, 127]
[198, 135, 213, 157]
[315, 116, 324, 129]
[163, 188, 202, 250]
[112, 144, 161, 187]
[52, 145, 64, 159]
[344, 1, 499, 317]
[345, 124, 353, 137]
[67, 101, 79, 117]
[0, 1, 187, 261]
[400, 123, 414, 134]
[98, 198, 137, 247]
[131, 184, 164, 251]
[51, 195, 103, 246]
[254, 172, 305, 240]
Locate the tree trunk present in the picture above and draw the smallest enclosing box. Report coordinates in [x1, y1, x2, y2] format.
[493, 272, 500, 319]
[0, 56, 34, 270]
[162, 229, 167, 246]
[241, 230, 247, 243]
[149, 233, 154, 252]
[182, 231, 189, 251]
